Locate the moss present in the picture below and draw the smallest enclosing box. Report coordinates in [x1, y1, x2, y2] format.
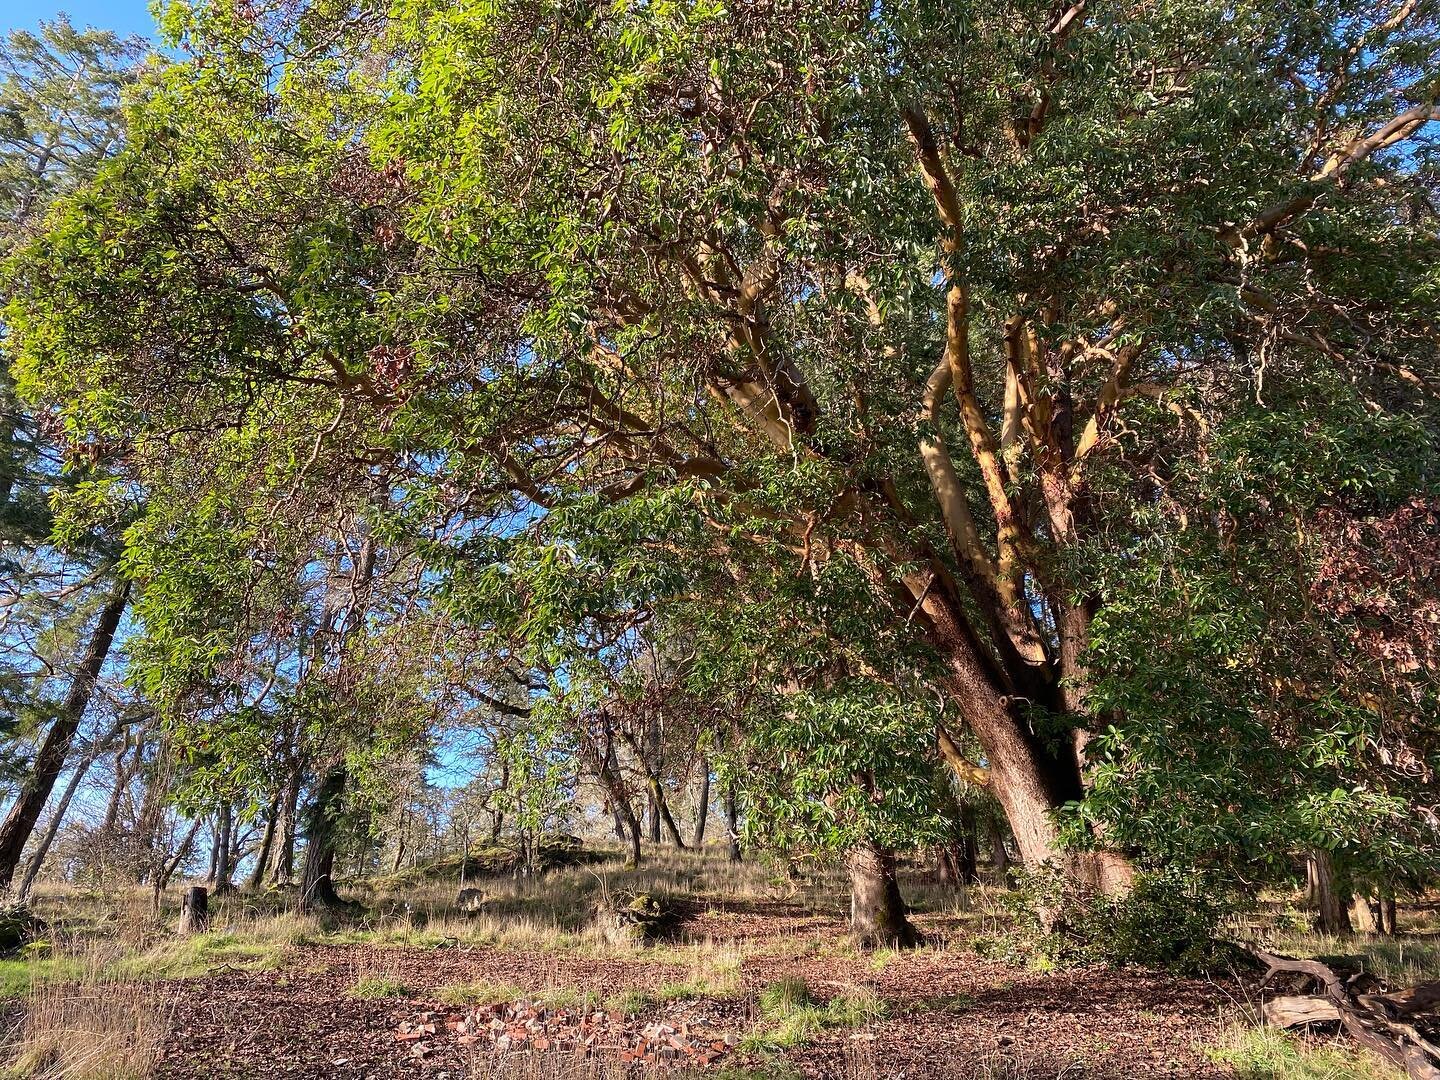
[742, 979, 887, 1051]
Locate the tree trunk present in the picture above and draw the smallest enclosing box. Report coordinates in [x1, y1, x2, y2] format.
[1380, 893, 1397, 936]
[847, 841, 918, 949]
[271, 758, 302, 886]
[725, 783, 741, 862]
[647, 790, 661, 843]
[212, 802, 235, 895]
[958, 805, 979, 884]
[648, 776, 686, 848]
[160, 818, 202, 891]
[178, 886, 208, 935]
[0, 580, 130, 890]
[15, 720, 125, 900]
[1350, 893, 1378, 934]
[300, 766, 347, 910]
[692, 759, 711, 848]
[1308, 850, 1352, 934]
[624, 803, 642, 868]
[910, 580, 1133, 895]
[244, 792, 281, 891]
[988, 818, 1012, 882]
[101, 741, 129, 831]
[203, 815, 219, 883]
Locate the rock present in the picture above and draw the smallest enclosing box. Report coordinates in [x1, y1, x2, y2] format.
[457, 888, 485, 913]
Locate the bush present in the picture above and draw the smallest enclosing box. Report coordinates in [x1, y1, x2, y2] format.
[1005, 864, 1236, 974]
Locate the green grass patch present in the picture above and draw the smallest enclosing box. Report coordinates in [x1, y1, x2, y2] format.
[0, 957, 88, 999]
[348, 975, 410, 999]
[110, 932, 286, 981]
[1203, 1025, 1401, 1079]
[741, 978, 888, 1052]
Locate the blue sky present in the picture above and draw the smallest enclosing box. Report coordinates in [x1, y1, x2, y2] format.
[1, 1, 158, 40]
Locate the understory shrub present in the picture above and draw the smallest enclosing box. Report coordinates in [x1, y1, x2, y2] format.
[998, 864, 1238, 974]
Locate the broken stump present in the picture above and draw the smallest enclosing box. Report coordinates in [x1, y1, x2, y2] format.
[178, 886, 208, 936]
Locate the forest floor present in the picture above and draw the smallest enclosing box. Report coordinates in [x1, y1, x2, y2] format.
[2, 849, 1436, 1080]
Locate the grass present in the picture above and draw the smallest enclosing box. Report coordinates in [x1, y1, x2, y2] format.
[740, 976, 888, 1052]
[1203, 1025, 1404, 1080]
[0, 957, 89, 1000]
[348, 974, 411, 999]
[1268, 931, 1440, 985]
[2, 960, 173, 1080]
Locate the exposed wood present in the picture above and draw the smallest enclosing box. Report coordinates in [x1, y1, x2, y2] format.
[1263, 995, 1343, 1028]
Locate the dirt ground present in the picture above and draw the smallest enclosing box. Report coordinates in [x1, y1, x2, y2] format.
[150, 899, 1246, 1079]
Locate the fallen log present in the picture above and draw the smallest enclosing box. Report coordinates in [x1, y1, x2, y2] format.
[1247, 945, 1440, 1080]
[1262, 996, 1342, 1028]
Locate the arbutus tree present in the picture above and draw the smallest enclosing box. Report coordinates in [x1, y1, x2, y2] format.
[2, 0, 1436, 934]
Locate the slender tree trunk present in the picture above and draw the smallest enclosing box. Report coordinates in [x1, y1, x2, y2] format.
[623, 803, 642, 868]
[16, 720, 125, 900]
[244, 793, 281, 891]
[692, 758, 710, 848]
[390, 834, 407, 874]
[0, 580, 130, 890]
[203, 815, 219, 883]
[300, 766, 347, 910]
[958, 805, 979, 884]
[647, 791, 661, 843]
[648, 776, 686, 848]
[101, 741, 129, 831]
[271, 757, 302, 885]
[725, 783, 741, 863]
[1308, 850, 1352, 934]
[847, 841, 918, 949]
[212, 802, 235, 895]
[988, 818, 1012, 881]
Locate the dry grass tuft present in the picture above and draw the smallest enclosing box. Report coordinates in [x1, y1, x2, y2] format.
[4, 958, 173, 1080]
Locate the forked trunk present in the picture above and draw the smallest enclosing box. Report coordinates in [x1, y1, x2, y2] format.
[300, 766, 347, 910]
[847, 841, 918, 949]
[920, 586, 1133, 896]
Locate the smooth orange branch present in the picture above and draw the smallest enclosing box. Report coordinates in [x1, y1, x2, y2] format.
[938, 722, 991, 788]
[904, 106, 1032, 595]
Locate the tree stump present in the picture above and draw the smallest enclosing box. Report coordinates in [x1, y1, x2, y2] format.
[593, 891, 677, 946]
[178, 886, 208, 936]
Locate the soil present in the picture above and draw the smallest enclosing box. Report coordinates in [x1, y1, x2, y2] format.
[150, 904, 1247, 1079]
